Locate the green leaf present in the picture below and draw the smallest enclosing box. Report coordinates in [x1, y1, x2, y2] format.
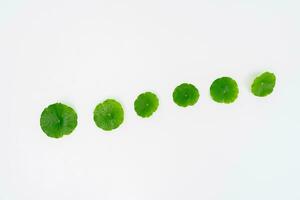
[40, 103, 78, 138]
[173, 83, 199, 107]
[134, 92, 159, 118]
[251, 72, 276, 97]
[210, 77, 239, 104]
[93, 99, 124, 131]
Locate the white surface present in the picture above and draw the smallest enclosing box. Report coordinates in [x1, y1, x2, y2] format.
[1, 0, 300, 199]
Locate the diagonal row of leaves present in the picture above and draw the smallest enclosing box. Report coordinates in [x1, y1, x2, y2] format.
[40, 72, 276, 138]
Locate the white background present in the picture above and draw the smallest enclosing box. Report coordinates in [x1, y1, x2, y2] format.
[1, 0, 300, 199]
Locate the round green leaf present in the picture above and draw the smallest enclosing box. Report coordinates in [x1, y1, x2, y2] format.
[40, 103, 78, 138]
[173, 83, 199, 107]
[251, 72, 276, 97]
[93, 99, 124, 131]
[134, 92, 159, 118]
[210, 77, 239, 104]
